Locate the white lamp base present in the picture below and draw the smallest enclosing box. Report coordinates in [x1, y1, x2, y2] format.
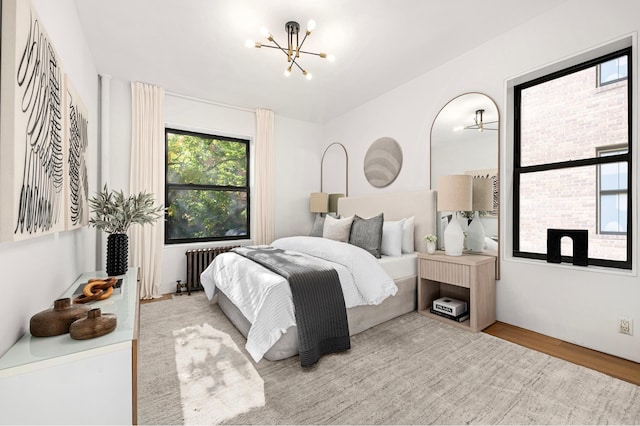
[467, 212, 486, 252]
[444, 214, 465, 256]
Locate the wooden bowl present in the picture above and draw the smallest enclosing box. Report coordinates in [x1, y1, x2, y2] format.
[30, 298, 91, 337]
[69, 308, 117, 340]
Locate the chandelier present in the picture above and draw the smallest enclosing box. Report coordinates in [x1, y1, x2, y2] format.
[246, 20, 335, 80]
[464, 109, 498, 132]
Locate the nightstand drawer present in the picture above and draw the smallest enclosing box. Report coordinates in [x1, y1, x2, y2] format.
[420, 258, 470, 288]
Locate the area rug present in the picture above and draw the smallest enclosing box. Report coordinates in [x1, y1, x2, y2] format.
[138, 292, 640, 425]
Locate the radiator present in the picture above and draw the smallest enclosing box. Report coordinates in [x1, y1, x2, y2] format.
[185, 246, 239, 293]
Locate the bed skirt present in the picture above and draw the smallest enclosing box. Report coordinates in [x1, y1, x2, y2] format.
[215, 274, 417, 361]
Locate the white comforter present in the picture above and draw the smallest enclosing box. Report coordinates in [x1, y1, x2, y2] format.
[200, 236, 397, 362]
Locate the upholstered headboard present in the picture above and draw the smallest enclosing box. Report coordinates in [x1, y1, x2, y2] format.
[337, 190, 437, 253]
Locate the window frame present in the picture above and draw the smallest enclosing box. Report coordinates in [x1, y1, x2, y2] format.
[164, 127, 251, 245]
[596, 56, 628, 87]
[513, 47, 632, 269]
[596, 144, 628, 236]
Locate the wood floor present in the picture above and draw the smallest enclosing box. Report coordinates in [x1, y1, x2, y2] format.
[484, 321, 640, 386]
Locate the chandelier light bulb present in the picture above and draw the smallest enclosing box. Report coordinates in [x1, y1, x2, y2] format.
[284, 67, 292, 77]
[304, 70, 313, 80]
[306, 19, 316, 32]
[319, 52, 336, 62]
[260, 26, 270, 38]
[245, 39, 254, 48]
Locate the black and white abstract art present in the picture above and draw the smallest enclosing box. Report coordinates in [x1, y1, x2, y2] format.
[0, 0, 84, 241]
[65, 77, 89, 230]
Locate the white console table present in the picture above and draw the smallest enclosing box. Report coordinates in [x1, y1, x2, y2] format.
[0, 268, 139, 425]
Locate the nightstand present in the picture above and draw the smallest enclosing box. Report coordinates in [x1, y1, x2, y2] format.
[417, 251, 496, 332]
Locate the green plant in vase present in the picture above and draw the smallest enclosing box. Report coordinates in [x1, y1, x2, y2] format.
[89, 184, 164, 276]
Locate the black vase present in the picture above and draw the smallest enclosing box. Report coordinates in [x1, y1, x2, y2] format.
[106, 233, 128, 276]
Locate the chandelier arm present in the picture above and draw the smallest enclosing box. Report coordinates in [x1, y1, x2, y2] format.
[291, 58, 306, 73]
[259, 44, 283, 51]
[298, 49, 324, 57]
[266, 38, 292, 59]
[288, 54, 299, 69]
[297, 32, 310, 54]
[261, 43, 309, 74]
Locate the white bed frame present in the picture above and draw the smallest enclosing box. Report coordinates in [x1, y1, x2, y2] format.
[216, 190, 437, 361]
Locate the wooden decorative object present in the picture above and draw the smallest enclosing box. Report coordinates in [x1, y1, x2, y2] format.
[30, 298, 91, 337]
[69, 308, 117, 340]
[72, 277, 117, 304]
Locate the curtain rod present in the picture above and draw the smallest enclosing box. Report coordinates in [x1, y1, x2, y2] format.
[165, 91, 256, 113]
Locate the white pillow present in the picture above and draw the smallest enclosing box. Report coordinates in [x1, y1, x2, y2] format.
[323, 215, 354, 242]
[401, 216, 415, 253]
[381, 219, 405, 257]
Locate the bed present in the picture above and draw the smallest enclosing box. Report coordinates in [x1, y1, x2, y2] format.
[201, 190, 437, 362]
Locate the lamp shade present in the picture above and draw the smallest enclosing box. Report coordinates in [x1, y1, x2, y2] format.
[309, 192, 329, 213]
[437, 175, 472, 212]
[328, 193, 344, 213]
[472, 177, 493, 211]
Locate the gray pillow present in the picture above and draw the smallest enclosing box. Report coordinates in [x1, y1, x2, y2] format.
[309, 215, 325, 237]
[349, 213, 384, 258]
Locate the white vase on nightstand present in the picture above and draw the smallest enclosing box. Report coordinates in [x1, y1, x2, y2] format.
[426, 241, 436, 254]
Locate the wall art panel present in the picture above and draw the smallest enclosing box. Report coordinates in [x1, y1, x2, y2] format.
[363, 137, 403, 188]
[465, 168, 499, 216]
[0, 0, 66, 241]
[64, 76, 89, 230]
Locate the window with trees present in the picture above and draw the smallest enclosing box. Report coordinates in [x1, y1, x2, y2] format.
[513, 47, 631, 269]
[165, 128, 250, 244]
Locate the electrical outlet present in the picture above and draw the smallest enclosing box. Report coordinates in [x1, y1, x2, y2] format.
[618, 317, 633, 335]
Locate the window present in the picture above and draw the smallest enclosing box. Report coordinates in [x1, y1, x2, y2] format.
[165, 128, 250, 244]
[513, 47, 631, 269]
[597, 145, 628, 235]
[597, 56, 628, 87]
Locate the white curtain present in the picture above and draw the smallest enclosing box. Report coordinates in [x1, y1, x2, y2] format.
[130, 82, 165, 299]
[253, 109, 275, 245]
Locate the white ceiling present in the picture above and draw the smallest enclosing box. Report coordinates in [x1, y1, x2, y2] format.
[74, 0, 564, 123]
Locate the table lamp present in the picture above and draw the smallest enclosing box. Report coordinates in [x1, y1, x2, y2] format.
[309, 192, 329, 215]
[437, 175, 473, 256]
[467, 177, 494, 252]
[328, 193, 344, 214]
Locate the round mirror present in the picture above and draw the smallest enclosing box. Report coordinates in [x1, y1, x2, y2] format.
[430, 92, 500, 278]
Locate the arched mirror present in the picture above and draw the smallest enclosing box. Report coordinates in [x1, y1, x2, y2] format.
[430, 92, 500, 279]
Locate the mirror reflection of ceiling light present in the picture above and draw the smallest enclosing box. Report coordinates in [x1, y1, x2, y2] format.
[464, 109, 498, 132]
[245, 20, 335, 80]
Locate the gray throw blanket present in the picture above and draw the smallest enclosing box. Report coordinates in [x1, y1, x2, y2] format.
[232, 246, 350, 366]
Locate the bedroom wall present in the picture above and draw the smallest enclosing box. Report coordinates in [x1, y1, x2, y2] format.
[0, 0, 99, 356]
[106, 82, 322, 295]
[322, 0, 640, 362]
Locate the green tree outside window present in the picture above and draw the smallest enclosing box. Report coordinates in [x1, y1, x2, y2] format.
[165, 128, 250, 244]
